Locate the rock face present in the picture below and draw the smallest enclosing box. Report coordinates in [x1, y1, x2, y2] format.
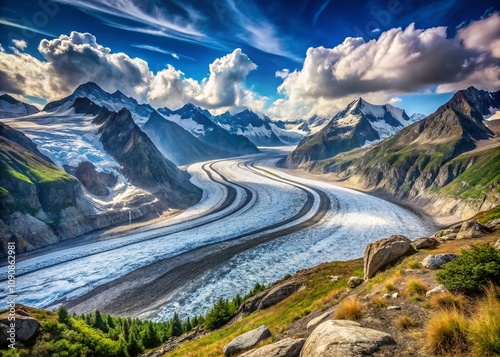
[65, 161, 117, 196]
[223, 325, 271, 356]
[348, 277, 364, 288]
[239, 337, 305, 357]
[456, 220, 492, 239]
[0, 94, 39, 118]
[0, 311, 40, 342]
[364, 235, 414, 279]
[412, 237, 439, 250]
[494, 240, 500, 250]
[422, 254, 459, 269]
[301, 320, 394, 357]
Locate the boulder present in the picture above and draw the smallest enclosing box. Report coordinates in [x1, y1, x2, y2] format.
[0, 312, 40, 342]
[239, 337, 305, 357]
[486, 219, 500, 230]
[223, 325, 271, 356]
[386, 306, 401, 310]
[494, 240, 500, 251]
[307, 310, 334, 331]
[348, 277, 364, 288]
[456, 220, 492, 239]
[426, 284, 447, 298]
[301, 320, 394, 357]
[422, 254, 459, 269]
[412, 237, 439, 250]
[259, 281, 302, 310]
[364, 235, 414, 279]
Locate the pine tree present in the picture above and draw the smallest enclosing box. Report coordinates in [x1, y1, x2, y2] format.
[94, 310, 109, 333]
[127, 330, 144, 356]
[57, 306, 70, 326]
[170, 313, 183, 337]
[107, 314, 116, 329]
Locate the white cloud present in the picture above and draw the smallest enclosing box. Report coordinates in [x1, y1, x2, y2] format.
[12, 39, 27, 51]
[388, 97, 402, 105]
[270, 13, 500, 120]
[275, 69, 290, 79]
[172, 53, 179, 60]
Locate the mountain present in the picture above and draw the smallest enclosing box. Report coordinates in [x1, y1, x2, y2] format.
[159, 104, 259, 156]
[43, 82, 155, 125]
[142, 111, 228, 165]
[211, 109, 284, 146]
[306, 87, 500, 218]
[0, 94, 39, 118]
[0, 97, 201, 255]
[410, 112, 427, 122]
[287, 98, 415, 165]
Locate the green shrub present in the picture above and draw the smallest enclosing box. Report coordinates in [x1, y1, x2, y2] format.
[436, 244, 500, 294]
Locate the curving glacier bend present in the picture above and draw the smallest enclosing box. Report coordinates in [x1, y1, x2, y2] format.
[0, 150, 434, 320]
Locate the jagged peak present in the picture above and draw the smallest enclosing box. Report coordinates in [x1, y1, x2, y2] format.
[0, 93, 19, 104]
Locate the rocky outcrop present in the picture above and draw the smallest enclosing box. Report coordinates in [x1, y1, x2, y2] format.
[422, 254, 459, 269]
[65, 161, 117, 196]
[364, 235, 414, 279]
[412, 237, 439, 250]
[239, 281, 303, 314]
[456, 220, 492, 239]
[239, 337, 305, 357]
[494, 240, 500, 250]
[0, 94, 39, 118]
[223, 325, 271, 356]
[301, 320, 394, 357]
[0, 310, 40, 343]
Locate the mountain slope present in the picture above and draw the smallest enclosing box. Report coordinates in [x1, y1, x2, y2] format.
[0, 94, 39, 118]
[43, 82, 155, 125]
[287, 99, 414, 165]
[313, 87, 500, 218]
[212, 109, 284, 146]
[159, 104, 259, 155]
[142, 111, 228, 165]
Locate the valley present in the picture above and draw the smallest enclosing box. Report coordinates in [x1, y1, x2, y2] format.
[0, 149, 432, 322]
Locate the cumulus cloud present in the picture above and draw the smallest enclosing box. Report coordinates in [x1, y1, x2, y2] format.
[270, 13, 500, 120]
[0, 32, 263, 113]
[12, 39, 27, 51]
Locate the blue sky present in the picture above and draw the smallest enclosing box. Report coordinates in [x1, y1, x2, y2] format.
[0, 0, 499, 119]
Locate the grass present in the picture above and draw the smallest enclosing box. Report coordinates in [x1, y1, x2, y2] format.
[394, 315, 418, 330]
[370, 296, 387, 308]
[429, 292, 466, 312]
[474, 205, 500, 224]
[469, 284, 500, 356]
[333, 298, 366, 320]
[406, 279, 428, 296]
[424, 309, 470, 356]
[167, 260, 363, 357]
[407, 261, 423, 269]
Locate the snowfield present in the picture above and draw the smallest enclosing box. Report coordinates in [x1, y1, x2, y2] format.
[0, 150, 433, 320]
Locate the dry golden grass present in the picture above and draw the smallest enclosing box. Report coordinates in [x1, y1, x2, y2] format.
[468, 284, 500, 356]
[333, 297, 366, 320]
[429, 292, 466, 312]
[394, 315, 418, 330]
[370, 295, 387, 308]
[424, 309, 469, 356]
[406, 278, 428, 296]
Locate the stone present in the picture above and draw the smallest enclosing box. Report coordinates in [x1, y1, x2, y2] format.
[493, 239, 500, 250]
[223, 325, 271, 356]
[328, 275, 340, 282]
[307, 310, 334, 331]
[382, 294, 392, 299]
[456, 220, 492, 239]
[422, 254, 459, 269]
[412, 237, 439, 250]
[301, 320, 395, 357]
[387, 306, 401, 310]
[364, 235, 414, 279]
[426, 284, 448, 298]
[436, 233, 457, 243]
[0, 312, 39, 342]
[487, 219, 500, 229]
[259, 282, 302, 310]
[239, 337, 305, 357]
[392, 293, 399, 299]
[348, 277, 364, 288]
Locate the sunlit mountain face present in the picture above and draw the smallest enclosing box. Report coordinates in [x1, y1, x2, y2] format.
[0, 0, 498, 120]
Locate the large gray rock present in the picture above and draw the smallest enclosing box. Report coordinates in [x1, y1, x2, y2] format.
[412, 237, 439, 250]
[348, 277, 364, 288]
[422, 254, 459, 269]
[223, 325, 271, 356]
[0, 311, 40, 342]
[456, 220, 492, 239]
[307, 309, 334, 331]
[260, 282, 302, 310]
[364, 235, 413, 279]
[239, 337, 305, 357]
[301, 320, 394, 357]
[426, 284, 447, 298]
